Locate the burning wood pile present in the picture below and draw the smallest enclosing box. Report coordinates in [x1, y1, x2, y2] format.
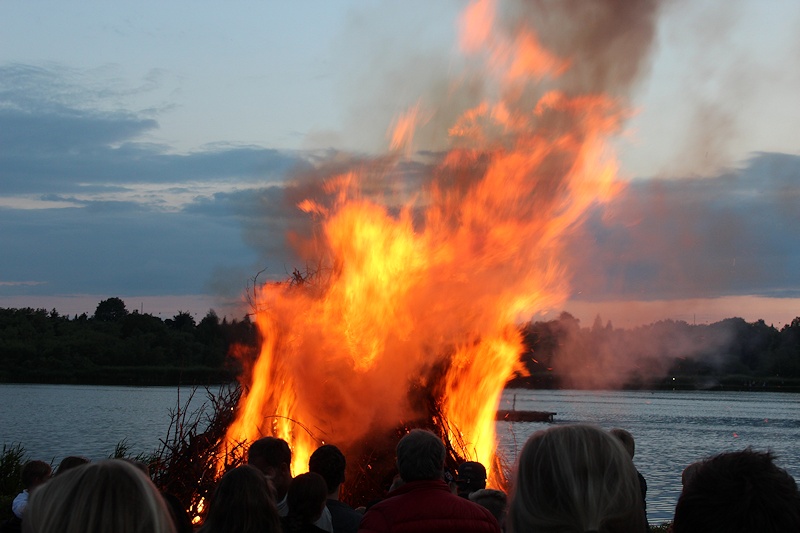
[147, 376, 505, 523]
[150, 386, 245, 524]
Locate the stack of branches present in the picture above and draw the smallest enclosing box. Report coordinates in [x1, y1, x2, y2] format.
[150, 385, 245, 523]
[340, 359, 509, 507]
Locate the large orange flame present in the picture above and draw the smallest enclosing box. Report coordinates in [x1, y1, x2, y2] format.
[224, 0, 627, 490]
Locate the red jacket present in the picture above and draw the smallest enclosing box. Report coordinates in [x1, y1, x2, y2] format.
[357, 479, 501, 533]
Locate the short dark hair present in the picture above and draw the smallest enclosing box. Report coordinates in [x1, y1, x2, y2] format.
[673, 448, 800, 533]
[22, 460, 51, 488]
[396, 429, 445, 482]
[457, 461, 487, 493]
[287, 472, 328, 523]
[308, 444, 346, 493]
[248, 437, 291, 468]
[56, 456, 90, 476]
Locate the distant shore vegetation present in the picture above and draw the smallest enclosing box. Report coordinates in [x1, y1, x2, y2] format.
[0, 297, 256, 386]
[0, 297, 799, 390]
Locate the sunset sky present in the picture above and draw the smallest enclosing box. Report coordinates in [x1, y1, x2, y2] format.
[1, 0, 799, 327]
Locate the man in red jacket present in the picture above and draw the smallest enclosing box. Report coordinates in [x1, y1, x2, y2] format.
[357, 429, 501, 533]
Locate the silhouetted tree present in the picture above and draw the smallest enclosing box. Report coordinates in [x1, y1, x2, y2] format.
[94, 297, 129, 322]
[169, 311, 196, 332]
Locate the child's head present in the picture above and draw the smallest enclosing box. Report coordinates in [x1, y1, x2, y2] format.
[21, 460, 52, 490]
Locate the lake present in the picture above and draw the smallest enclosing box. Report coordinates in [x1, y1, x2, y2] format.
[3, 384, 799, 524]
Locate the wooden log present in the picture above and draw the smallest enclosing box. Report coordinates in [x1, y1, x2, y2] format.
[495, 410, 556, 422]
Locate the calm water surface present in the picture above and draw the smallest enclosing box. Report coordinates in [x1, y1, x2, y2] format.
[2, 385, 799, 524]
[1, 384, 206, 462]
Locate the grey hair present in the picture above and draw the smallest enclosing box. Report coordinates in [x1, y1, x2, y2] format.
[470, 488, 508, 524]
[23, 459, 176, 533]
[508, 424, 647, 533]
[396, 429, 446, 482]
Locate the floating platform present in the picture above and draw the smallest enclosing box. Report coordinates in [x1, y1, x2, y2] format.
[496, 410, 556, 422]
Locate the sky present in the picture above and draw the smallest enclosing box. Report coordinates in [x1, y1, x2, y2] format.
[1, 0, 799, 327]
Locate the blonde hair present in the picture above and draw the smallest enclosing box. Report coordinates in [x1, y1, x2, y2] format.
[23, 459, 176, 533]
[508, 424, 647, 533]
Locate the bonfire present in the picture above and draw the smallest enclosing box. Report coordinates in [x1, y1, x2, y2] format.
[155, 0, 659, 522]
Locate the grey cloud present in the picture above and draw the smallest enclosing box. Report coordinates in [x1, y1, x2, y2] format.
[0, 63, 311, 302]
[0, 202, 261, 297]
[0, 63, 307, 195]
[569, 152, 800, 300]
[0, 108, 156, 155]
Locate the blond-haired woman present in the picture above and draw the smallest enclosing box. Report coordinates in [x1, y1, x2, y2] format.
[507, 424, 648, 533]
[24, 459, 176, 533]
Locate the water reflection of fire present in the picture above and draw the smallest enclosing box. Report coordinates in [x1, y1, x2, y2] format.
[222, 0, 642, 499]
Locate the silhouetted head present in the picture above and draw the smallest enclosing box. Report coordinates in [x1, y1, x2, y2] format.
[55, 456, 89, 476]
[396, 429, 445, 482]
[21, 460, 51, 490]
[308, 444, 346, 495]
[609, 428, 636, 459]
[457, 461, 487, 496]
[508, 424, 647, 533]
[248, 437, 292, 499]
[199, 464, 281, 533]
[286, 472, 328, 524]
[673, 448, 800, 533]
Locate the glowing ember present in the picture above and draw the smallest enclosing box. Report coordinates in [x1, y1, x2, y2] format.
[223, 0, 640, 493]
[190, 497, 206, 525]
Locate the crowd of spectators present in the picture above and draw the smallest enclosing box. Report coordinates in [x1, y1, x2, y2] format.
[4, 424, 799, 532]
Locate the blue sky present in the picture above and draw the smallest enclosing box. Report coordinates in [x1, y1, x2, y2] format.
[1, 1, 799, 326]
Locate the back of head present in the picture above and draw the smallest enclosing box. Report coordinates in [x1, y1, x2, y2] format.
[21, 460, 52, 489]
[286, 472, 328, 524]
[469, 489, 507, 525]
[55, 456, 90, 476]
[672, 449, 800, 533]
[457, 461, 488, 495]
[396, 429, 446, 482]
[508, 424, 647, 533]
[308, 444, 346, 494]
[609, 428, 635, 459]
[200, 465, 281, 533]
[248, 437, 292, 497]
[23, 459, 176, 533]
[248, 436, 291, 469]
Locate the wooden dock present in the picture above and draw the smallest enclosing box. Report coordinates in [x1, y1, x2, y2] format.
[496, 410, 556, 422]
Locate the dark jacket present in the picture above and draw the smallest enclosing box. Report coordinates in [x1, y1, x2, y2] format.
[327, 499, 362, 533]
[357, 479, 500, 533]
[281, 516, 329, 533]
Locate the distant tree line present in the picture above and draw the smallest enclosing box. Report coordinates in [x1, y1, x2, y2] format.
[0, 297, 258, 385]
[514, 312, 800, 391]
[2, 298, 799, 389]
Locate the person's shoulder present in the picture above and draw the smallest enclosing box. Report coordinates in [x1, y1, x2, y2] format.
[452, 494, 501, 526]
[328, 499, 363, 532]
[327, 498, 355, 510]
[328, 499, 363, 517]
